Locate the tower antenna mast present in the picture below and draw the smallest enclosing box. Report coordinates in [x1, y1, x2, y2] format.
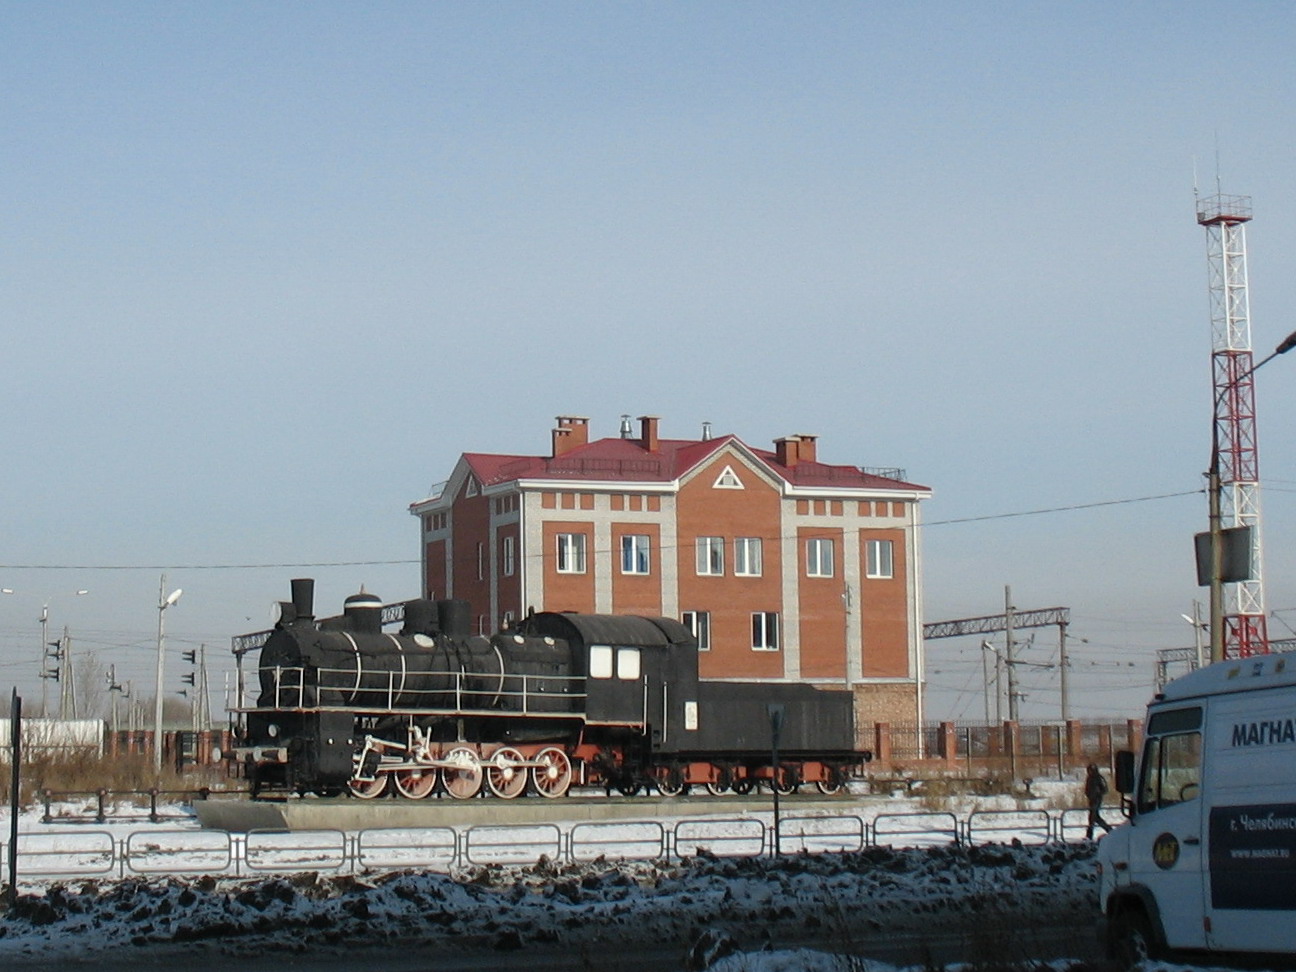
[1197, 191, 1269, 658]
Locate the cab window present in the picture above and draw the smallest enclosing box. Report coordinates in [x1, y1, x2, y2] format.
[616, 647, 641, 680]
[1137, 706, 1203, 814]
[589, 645, 613, 679]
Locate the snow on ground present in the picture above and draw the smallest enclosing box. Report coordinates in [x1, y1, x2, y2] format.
[0, 784, 1282, 970]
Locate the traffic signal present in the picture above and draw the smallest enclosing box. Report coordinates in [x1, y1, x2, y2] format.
[181, 672, 195, 686]
[181, 650, 197, 664]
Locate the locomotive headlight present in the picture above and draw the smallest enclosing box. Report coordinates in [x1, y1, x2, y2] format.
[267, 723, 280, 739]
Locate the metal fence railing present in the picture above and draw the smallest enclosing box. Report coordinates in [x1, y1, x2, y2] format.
[0, 805, 1113, 887]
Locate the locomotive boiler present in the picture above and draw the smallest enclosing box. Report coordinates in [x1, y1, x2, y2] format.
[233, 579, 866, 799]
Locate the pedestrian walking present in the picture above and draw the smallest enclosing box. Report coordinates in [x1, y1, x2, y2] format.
[1085, 763, 1112, 839]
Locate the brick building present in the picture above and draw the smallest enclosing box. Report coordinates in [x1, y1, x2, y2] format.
[409, 416, 932, 729]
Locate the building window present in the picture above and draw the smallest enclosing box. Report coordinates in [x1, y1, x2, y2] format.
[682, 610, 711, 651]
[477, 542, 486, 581]
[556, 533, 587, 574]
[806, 538, 834, 577]
[734, 537, 762, 577]
[866, 539, 894, 579]
[696, 536, 724, 576]
[621, 534, 650, 574]
[501, 610, 515, 629]
[501, 536, 515, 577]
[752, 612, 780, 651]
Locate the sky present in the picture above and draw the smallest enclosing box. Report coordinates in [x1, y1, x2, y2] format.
[3, 1, 1296, 724]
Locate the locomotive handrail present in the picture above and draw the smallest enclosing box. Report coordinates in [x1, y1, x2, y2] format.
[248, 665, 589, 716]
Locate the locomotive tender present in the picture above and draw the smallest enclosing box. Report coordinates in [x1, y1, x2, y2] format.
[234, 579, 866, 799]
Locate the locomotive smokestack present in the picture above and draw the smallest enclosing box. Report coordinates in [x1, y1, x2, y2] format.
[290, 578, 315, 620]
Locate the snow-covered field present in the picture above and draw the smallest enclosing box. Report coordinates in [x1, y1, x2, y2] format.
[0, 786, 1283, 971]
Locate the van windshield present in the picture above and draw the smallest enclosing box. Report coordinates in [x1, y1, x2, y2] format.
[1137, 706, 1203, 814]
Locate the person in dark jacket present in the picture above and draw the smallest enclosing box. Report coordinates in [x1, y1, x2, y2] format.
[1085, 763, 1112, 839]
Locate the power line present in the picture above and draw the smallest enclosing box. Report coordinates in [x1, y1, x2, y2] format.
[0, 488, 1203, 572]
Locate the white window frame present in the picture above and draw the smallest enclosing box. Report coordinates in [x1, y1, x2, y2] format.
[682, 610, 711, 651]
[866, 539, 894, 579]
[477, 542, 486, 581]
[556, 533, 587, 574]
[501, 536, 515, 577]
[806, 538, 834, 577]
[734, 537, 762, 577]
[752, 611, 780, 651]
[696, 536, 724, 576]
[621, 534, 651, 575]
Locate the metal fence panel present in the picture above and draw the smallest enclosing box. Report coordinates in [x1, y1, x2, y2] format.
[966, 809, 1052, 845]
[776, 814, 866, 855]
[673, 818, 764, 858]
[570, 821, 667, 862]
[356, 827, 458, 872]
[12, 831, 116, 878]
[244, 828, 347, 873]
[871, 811, 959, 847]
[464, 824, 562, 866]
[125, 829, 232, 875]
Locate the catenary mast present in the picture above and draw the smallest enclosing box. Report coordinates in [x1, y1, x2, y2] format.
[1197, 192, 1268, 657]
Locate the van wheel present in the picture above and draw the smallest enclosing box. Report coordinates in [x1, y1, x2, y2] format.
[1109, 908, 1157, 967]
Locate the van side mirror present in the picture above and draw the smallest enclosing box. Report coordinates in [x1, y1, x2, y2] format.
[1114, 749, 1136, 794]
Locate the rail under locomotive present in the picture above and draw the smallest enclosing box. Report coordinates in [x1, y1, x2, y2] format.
[232, 579, 868, 799]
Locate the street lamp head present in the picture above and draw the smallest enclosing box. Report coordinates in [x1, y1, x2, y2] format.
[1276, 329, 1296, 356]
[164, 589, 183, 608]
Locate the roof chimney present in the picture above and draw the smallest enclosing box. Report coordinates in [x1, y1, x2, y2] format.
[552, 416, 589, 458]
[701, 421, 713, 442]
[638, 415, 660, 453]
[796, 434, 818, 463]
[619, 414, 634, 438]
[774, 436, 798, 468]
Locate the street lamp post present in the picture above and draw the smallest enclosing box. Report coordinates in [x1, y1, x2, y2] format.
[153, 575, 183, 772]
[1207, 329, 1296, 663]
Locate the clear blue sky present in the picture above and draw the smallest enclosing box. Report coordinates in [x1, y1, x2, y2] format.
[3, 2, 1295, 722]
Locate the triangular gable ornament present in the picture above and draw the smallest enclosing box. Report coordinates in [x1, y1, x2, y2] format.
[713, 465, 744, 489]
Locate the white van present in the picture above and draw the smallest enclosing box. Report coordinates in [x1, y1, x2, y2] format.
[1098, 652, 1296, 964]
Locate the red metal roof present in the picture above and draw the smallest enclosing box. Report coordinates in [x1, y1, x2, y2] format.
[459, 434, 928, 493]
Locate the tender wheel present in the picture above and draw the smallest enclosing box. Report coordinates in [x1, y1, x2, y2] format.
[348, 774, 389, 799]
[532, 746, 573, 798]
[442, 747, 484, 800]
[732, 776, 754, 795]
[770, 770, 798, 795]
[1109, 907, 1158, 967]
[705, 766, 732, 796]
[486, 747, 528, 799]
[616, 780, 641, 796]
[393, 766, 438, 799]
[815, 768, 845, 795]
[656, 766, 689, 797]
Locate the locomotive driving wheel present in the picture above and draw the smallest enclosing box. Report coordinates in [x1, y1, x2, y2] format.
[531, 746, 573, 798]
[348, 774, 389, 799]
[441, 747, 484, 800]
[486, 747, 528, 799]
[393, 766, 438, 799]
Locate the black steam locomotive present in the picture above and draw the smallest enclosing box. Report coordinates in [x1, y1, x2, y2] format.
[233, 579, 866, 799]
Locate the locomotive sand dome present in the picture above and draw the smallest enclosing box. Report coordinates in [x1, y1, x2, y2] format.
[233, 579, 867, 800]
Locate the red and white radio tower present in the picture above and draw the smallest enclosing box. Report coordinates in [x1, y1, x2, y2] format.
[1196, 192, 1268, 658]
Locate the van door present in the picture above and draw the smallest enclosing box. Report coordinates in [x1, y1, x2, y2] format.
[1126, 705, 1207, 951]
[1202, 688, 1296, 952]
